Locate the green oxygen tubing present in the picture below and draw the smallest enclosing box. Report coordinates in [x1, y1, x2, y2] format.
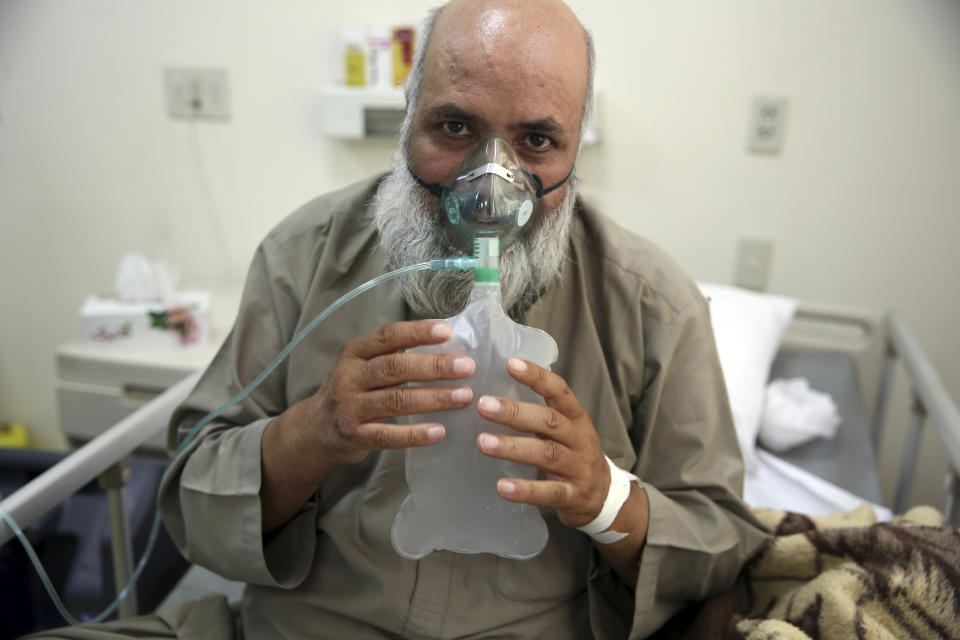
[0, 256, 478, 626]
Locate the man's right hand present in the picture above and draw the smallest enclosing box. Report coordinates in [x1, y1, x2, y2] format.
[260, 320, 475, 532]
[304, 319, 476, 465]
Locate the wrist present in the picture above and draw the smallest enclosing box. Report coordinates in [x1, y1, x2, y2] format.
[266, 399, 339, 489]
[576, 455, 641, 544]
[609, 482, 648, 544]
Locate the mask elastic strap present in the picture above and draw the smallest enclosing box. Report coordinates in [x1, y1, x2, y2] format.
[406, 163, 444, 198]
[523, 167, 573, 198]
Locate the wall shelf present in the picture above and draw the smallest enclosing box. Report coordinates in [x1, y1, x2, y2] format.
[319, 85, 406, 138]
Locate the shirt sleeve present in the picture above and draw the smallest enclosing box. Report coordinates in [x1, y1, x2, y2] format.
[157, 240, 318, 588]
[588, 295, 772, 639]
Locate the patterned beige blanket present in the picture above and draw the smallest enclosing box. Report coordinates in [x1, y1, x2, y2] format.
[658, 505, 960, 640]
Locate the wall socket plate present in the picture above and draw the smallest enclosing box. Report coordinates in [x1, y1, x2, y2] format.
[735, 238, 773, 291]
[164, 67, 230, 120]
[747, 96, 788, 153]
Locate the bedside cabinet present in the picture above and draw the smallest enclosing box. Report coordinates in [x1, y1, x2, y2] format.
[55, 342, 220, 452]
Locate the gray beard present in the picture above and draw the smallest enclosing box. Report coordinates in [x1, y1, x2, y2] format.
[374, 161, 575, 319]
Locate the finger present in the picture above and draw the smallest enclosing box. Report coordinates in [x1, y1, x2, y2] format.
[355, 385, 474, 422]
[349, 320, 453, 360]
[362, 352, 475, 389]
[477, 431, 571, 475]
[476, 395, 570, 441]
[506, 358, 585, 421]
[495, 477, 574, 510]
[350, 421, 446, 450]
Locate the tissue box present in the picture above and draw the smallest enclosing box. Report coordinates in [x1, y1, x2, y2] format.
[80, 292, 211, 348]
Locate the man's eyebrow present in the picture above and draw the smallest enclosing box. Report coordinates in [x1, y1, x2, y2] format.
[423, 105, 564, 135]
[513, 117, 564, 133]
[424, 103, 478, 123]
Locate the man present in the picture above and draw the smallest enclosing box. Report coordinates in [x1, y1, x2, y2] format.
[28, 0, 767, 638]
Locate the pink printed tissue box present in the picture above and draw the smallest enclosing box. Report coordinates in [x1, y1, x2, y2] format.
[79, 292, 211, 348]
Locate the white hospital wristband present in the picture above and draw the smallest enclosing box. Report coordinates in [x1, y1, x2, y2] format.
[576, 455, 641, 544]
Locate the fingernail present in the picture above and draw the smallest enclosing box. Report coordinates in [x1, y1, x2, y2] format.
[508, 358, 527, 373]
[432, 323, 452, 339]
[498, 480, 516, 496]
[427, 425, 445, 441]
[478, 396, 500, 412]
[479, 433, 499, 450]
[453, 357, 475, 375]
[451, 387, 472, 403]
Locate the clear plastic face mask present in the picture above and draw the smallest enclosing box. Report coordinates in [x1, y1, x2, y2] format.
[408, 134, 571, 255]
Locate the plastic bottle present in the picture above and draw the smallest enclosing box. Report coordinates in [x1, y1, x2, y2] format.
[392, 238, 558, 559]
[365, 26, 392, 89]
[391, 27, 415, 86]
[342, 28, 366, 87]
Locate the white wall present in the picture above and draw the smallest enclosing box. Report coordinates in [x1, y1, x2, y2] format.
[1, 0, 958, 509]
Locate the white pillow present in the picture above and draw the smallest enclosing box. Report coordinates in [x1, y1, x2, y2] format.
[697, 282, 797, 473]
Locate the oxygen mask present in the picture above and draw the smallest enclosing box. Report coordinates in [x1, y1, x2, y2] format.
[410, 134, 571, 255]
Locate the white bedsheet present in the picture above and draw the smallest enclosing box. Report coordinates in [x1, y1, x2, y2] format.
[744, 448, 892, 522]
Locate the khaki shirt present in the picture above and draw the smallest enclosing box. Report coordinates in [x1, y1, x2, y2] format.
[158, 176, 769, 639]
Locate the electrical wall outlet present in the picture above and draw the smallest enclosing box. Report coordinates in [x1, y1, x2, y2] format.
[164, 67, 230, 120]
[747, 96, 788, 153]
[735, 238, 773, 291]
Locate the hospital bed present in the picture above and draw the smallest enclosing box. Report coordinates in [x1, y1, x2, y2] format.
[1, 295, 958, 633]
[737, 295, 959, 522]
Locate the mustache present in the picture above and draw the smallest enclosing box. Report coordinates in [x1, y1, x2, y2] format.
[374, 161, 575, 319]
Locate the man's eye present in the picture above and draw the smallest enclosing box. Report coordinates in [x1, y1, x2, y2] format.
[441, 121, 469, 136]
[525, 133, 552, 150]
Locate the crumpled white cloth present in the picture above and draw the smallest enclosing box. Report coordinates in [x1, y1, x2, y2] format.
[759, 377, 841, 452]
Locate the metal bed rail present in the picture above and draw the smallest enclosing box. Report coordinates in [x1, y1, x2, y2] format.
[873, 313, 960, 523]
[782, 301, 886, 424]
[0, 371, 200, 617]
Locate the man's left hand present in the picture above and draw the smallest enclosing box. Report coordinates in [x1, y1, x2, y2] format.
[476, 357, 610, 529]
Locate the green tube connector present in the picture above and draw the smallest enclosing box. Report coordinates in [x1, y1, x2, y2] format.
[473, 236, 500, 283]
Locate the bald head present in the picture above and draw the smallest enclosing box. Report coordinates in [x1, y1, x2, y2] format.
[428, 0, 589, 94]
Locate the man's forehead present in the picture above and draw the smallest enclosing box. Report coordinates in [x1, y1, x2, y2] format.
[420, 1, 588, 126]
[428, 0, 586, 72]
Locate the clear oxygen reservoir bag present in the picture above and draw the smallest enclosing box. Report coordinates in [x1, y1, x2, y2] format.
[392, 239, 558, 559]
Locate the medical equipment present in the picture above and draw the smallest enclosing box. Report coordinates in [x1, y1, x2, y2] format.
[393, 137, 575, 557]
[409, 133, 571, 254]
[392, 236, 558, 559]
